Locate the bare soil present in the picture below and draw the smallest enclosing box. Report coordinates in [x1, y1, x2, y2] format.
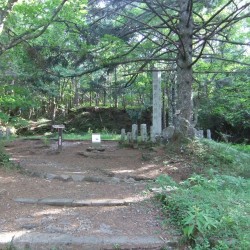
[0, 139, 192, 249]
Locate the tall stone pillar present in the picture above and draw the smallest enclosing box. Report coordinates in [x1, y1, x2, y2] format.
[152, 71, 162, 142]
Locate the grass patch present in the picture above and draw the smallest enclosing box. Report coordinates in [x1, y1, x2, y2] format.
[154, 140, 250, 249]
[24, 131, 121, 141]
[196, 139, 250, 178]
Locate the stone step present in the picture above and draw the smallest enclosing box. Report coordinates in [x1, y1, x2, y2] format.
[0, 232, 178, 250]
[23, 168, 151, 184]
[14, 198, 134, 207]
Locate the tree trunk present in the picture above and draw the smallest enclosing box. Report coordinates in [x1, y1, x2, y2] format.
[162, 83, 167, 129]
[113, 67, 118, 108]
[168, 73, 177, 127]
[73, 78, 80, 107]
[175, 0, 195, 138]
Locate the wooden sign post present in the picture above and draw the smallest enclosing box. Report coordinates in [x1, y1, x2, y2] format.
[52, 125, 65, 151]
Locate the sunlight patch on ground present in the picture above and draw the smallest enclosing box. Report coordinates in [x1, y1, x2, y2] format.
[33, 208, 64, 216]
[0, 176, 16, 183]
[138, 164, 158, 172]
[0, 230, 28, 243]
[112, 169, 134, 174]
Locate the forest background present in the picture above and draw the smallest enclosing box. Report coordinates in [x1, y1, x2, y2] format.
[0, 0, 249, 142]
[1, 1, 250, 249]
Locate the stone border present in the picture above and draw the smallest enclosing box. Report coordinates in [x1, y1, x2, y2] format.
[20, 167, 153, 184]
[0, 232, 179, 250]
[14, 198, 133, 207]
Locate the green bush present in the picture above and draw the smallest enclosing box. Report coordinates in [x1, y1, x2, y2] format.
[0, 143, 19, 170]
[154, 140, 250, 249]
[155, 173, 250, 249]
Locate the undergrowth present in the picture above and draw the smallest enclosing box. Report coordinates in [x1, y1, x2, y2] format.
[0, 143, 20, 170]
[154, 139, 250, 249]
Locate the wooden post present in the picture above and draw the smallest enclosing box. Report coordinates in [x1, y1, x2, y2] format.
[52, 125, 65, 151]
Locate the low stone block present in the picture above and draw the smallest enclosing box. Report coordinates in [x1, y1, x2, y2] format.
[72, 199, 127, 207]
[71, 175, 85, 182]
[14, 198, 38, 204]
[59, 175, 71, 181]
[46, 173, 58, 180]
[38, 198, 73, 206]
[84, 176, 106, 182]
[110, 177, 120, 184]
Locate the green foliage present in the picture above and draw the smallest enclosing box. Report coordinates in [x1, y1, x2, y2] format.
[26, 131, 120, 141]
[154, 141, 250, 249]
[0, 143, 18, 170]
[9, 117, 29, 129]
[197, 140, 250, 178]
[182, 206, 218, 239]
[0, 112, 10, 124]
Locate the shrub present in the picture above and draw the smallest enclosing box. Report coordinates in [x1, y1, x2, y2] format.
[153, 140, 250, 249]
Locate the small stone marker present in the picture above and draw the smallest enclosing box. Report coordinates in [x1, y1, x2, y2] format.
[140, 124, 147, 142]
[207, 129, 212, 139]
[6, 127, 11, 140]
[150, 126, 154, 142]
[199, 130, 204, 138]
[195, 129, 204, 139]
[132, 124, 138, 143]
[121, 129, 126, 141]
[92, 133, 101, 148]
[127, 132, 132, 143]
[52, 125, 65, 151]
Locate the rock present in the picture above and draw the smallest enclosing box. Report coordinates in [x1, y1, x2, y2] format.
[14, 198, 38, 204]
[21, 224, 38, 230]
[162, 126, 175, 141]
[0, 189, 8, 196]
[124, 177, 136, 183]
[46, 173, 58, 180]
[84, 176, 106, 182]
[30, 171, 43, 178]
[142, 152, 154, 161]
[38, 198, 73, 206]
[60, 175, 71, 181]
[99, 223, 113, 234]
[71, 175, 85, 182]
[111, 177, 120, 184]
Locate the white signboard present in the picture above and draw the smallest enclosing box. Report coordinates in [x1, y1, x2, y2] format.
[92, 133, 101, 143]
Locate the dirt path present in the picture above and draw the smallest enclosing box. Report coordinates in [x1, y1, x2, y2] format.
[0, 139, 182, 249]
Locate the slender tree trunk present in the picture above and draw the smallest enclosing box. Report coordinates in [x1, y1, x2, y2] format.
[89, 91, 92, 106]
[114, 67, 118, 108]
[162, 83, 167, 129]
[103, 89, 106, 106]
[73, 77, 80, 107]
[168, 69, 177, 127]
[176, 0, 195, 138]
[51, 97, 57, 123]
